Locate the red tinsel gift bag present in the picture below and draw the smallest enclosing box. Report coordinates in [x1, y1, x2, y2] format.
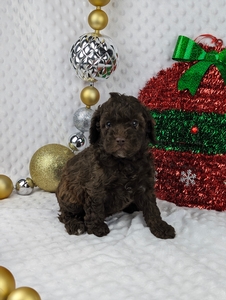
[139, 34, 226, 211]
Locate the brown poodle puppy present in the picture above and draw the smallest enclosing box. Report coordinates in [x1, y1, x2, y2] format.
[56, 93, 175, 239]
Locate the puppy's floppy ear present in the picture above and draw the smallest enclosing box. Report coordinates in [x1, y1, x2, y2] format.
[146, 116, 156, 145]
[89, 106, 101, 144]
[142, 106, 156, 145]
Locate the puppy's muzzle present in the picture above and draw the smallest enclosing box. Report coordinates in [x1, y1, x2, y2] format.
[116, 137, 125, 147]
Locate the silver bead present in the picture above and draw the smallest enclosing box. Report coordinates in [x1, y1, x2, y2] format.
[69, 132, 86, 152]
[70, 33, 119, 82]
[73, 107, 93, 133]
[15, 177, 34, 195]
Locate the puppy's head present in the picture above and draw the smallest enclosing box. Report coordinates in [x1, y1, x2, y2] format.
[89, 93, 156, 158]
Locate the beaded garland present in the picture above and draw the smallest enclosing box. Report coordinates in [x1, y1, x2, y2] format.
[139, 35, 226, 211]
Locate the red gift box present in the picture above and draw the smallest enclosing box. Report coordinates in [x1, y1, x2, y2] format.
[139, 35, 226, 210]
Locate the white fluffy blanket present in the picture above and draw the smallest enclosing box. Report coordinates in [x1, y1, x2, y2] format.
[1, 191, 226, 300]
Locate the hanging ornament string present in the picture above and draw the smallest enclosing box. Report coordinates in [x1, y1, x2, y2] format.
[69, 0, 119, 152]
[194, 34, 223, 51]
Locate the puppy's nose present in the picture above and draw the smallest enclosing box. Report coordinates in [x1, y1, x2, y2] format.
[116, 138, 125, 146]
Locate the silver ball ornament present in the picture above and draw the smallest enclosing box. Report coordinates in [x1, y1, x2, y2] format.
[70, 33, 119, 82]
[15, 177, 34, 195]
[73, 107, 93, 133]
[69, 132, 87, 152]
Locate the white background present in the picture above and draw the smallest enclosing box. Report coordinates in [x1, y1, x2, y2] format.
[1, 0, 226, 182]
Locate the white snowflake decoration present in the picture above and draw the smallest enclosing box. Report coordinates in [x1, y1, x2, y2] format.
[180, 169, 196, 187]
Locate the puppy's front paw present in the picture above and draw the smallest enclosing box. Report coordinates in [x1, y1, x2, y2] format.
[150, 220, 175, 239]
[65, 220, 86, 236]
[87, 222, 110, 237]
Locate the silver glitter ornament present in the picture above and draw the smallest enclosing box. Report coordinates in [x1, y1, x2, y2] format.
[69, 132, 87, 152]
[70, 33, 119, 82]
[15, 177, 34, 195]
[73, 107, 94, 133]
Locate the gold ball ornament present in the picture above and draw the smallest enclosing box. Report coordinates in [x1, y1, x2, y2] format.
[0, 266, 16, 300]
[7, 287, 41, 300]
[88, 9, 108, 31]
[80, 86, 100, 107]
[0, 175, 14, 200]
[89, 0, 110, 6]
[29, 144, 74, 193]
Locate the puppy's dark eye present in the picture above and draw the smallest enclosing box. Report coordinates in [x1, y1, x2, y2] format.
[132, 120, 139, 128]
[105, 121, 111, 128]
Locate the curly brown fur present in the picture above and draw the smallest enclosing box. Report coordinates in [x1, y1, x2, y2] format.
[56, 93, 175, 239]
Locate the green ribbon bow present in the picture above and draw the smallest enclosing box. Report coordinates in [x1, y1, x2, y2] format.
[172, 35, 226, 96]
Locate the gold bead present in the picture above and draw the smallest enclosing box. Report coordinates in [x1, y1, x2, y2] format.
[7, 287, 41, 300]
[29, 144, 74, 193]
[89, 0, 110, 7]
[0, 266, 16, 300]
[0, 175, 14, 200]
[88, 9, 108, 31]
[80, 86, 100, 107]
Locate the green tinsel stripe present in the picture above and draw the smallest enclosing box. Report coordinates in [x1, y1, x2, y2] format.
[150, 110, 226, 155]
